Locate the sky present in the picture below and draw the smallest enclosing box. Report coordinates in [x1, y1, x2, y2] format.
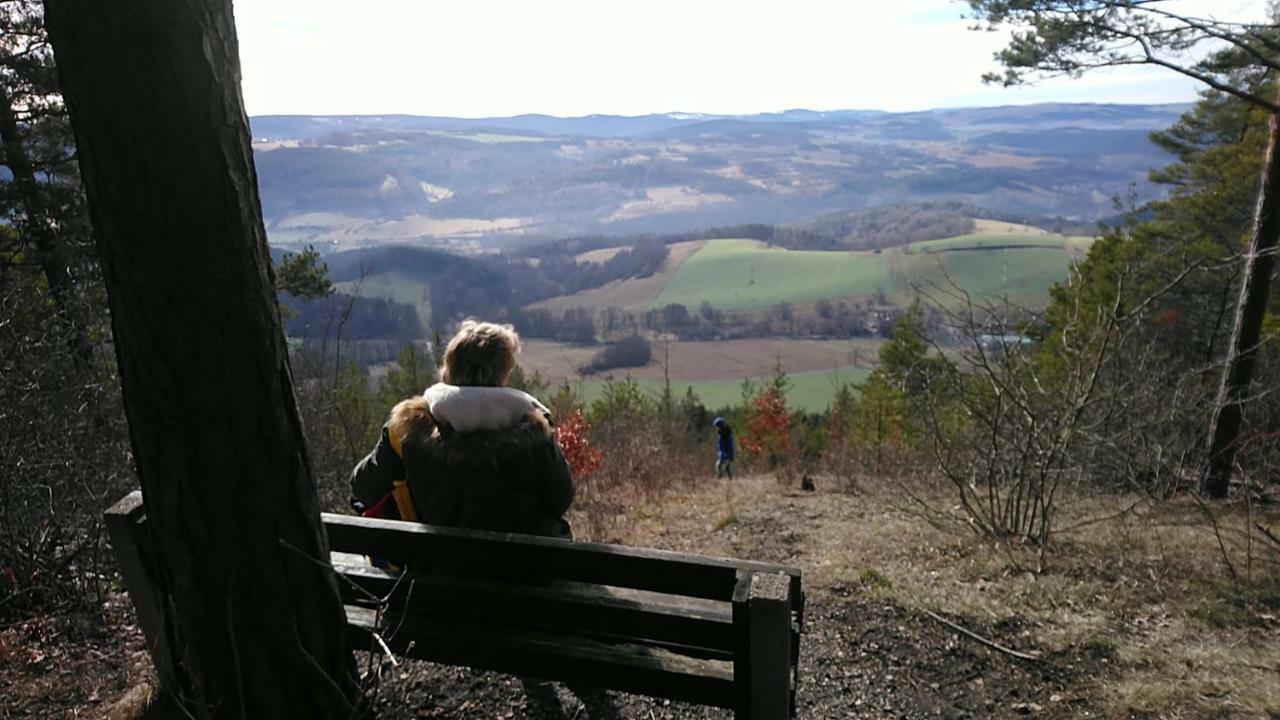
[233, 0, 1270, 118]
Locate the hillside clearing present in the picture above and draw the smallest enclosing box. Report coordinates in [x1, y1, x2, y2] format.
[652, 239, 893, 311]
[895, 246, 1084, 306]
[971, 218, 1056, 236]
[334, 270, 431, 328]
[531, 240, 706, 314]
[574, 246, 627, 264]
[642, 234, 1092, 311]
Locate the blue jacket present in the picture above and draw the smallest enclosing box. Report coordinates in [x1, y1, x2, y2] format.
[714, 419, 735, 460]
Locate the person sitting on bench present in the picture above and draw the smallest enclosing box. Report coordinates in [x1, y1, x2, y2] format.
[349, 319, 617, 719]
[350, 319, 571, 537]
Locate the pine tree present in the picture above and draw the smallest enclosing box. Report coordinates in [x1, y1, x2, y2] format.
[0, 0, 94, 364]
[966, 0, 1280, 496]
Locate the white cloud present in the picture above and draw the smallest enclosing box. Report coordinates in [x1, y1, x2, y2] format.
[231, 0, 1268, 117]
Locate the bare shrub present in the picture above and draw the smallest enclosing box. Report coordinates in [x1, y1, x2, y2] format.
[922, 294, 1113, 546]
[0, 279, 132, 619]
[570, 377, 704, 541]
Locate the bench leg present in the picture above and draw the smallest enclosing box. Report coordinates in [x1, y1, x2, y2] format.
[104, 491, 178, 690]
[733, 571, 793, 720]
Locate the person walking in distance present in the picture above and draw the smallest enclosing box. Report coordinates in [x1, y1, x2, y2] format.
[713, 416, 735, 479]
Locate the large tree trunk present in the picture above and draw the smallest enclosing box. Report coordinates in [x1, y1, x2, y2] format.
[1202, 109, 1280, 499]
[43, 1, 364, 717]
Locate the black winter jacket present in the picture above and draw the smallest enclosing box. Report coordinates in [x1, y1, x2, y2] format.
[350, 397, 573, 538]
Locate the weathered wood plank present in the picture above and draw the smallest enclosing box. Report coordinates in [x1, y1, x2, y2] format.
[333, 559, 736, 653]
[323, 512, 802, 607]
[347, 605, 737, 708]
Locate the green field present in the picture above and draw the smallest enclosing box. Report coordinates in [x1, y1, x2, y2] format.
[335, 271, 431, 328]
[896, 247, 1080, 305]
[646, 234, 1092, 311]
[651, 239, 892, 310]
[576, 365, 871, 413]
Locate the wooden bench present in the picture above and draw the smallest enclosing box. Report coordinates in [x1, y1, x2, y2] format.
[105, 491, 804, 718]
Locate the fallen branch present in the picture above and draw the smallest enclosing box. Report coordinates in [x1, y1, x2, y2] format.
[920, 607, 1042, 662]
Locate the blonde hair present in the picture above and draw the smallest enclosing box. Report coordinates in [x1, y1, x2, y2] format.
[440, 319, 520, 387]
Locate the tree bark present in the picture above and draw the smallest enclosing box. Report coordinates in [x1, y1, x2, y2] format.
[1202, 107, 1280, 499]
[43, 1, 364, 717]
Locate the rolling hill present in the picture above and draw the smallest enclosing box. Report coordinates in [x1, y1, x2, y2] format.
[252, 103, 1185, 251]
[536, 223, 1093, 314]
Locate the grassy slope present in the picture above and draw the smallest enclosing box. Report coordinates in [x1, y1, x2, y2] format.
[645, 231, 1094, 311]
[895, 246, 1081, 306]
[334, 271, 432, 328]
[533, 240, 707, 314]
[575, 365, 871, 413]
[651, 239, 892, 310]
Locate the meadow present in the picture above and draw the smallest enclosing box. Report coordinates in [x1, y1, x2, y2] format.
[646, 231, 1094, 311]
[575, 365, 872, 412]
[895, 244, 1084, 306]
[651, 239, 893, 310]
[334, 271, 432, 329]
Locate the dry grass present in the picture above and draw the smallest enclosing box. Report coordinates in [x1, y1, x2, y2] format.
[603, 186, 733, 223]
[519, 337, 883, 385]
[620, 474, 1280, 719]
[971, 219, 1056, 236]
[574, 246, 628, 264]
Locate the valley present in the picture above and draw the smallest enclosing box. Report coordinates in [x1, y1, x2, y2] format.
[251, 104, 1181, 250]
[292, 215, 1086, 411]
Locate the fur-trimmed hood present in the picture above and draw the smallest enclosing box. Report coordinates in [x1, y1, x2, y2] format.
[388, 394, 555, 459]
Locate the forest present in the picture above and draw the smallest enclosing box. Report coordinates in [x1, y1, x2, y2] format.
[2, 0, 1278, 718]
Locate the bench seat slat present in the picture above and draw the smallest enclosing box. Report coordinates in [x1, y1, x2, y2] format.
[334, 559, 737, 653]
[347, 605, 737, 708]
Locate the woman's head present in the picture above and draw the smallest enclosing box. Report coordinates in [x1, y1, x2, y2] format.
[440, 319, 521, 387]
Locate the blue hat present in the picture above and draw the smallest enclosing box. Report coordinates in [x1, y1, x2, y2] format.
[713, 416, 726, 428]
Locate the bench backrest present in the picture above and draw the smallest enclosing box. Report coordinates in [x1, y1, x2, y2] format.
[324, 511, 803, 611]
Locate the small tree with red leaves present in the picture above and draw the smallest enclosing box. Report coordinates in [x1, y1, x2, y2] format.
[556, 409, 603, 479]
[742, 385, 793, 475]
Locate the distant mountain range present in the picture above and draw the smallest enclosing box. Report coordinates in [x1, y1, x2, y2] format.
[250, 103, 1190, 251]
